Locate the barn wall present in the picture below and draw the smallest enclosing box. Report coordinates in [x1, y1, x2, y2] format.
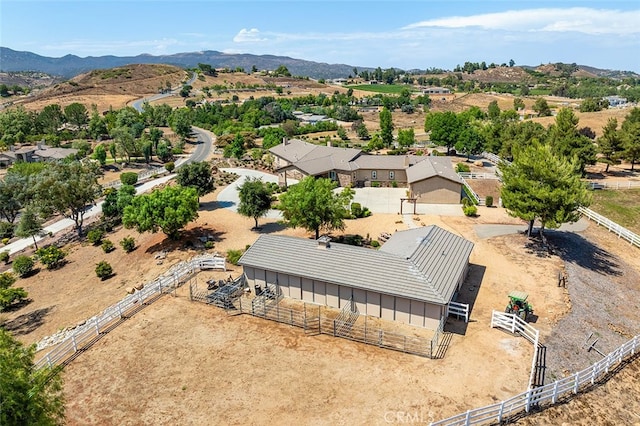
[244, 267, 256, 291]
[301, 278, 314, 302]
[366, 291, 381, 318]
[410, 300, 426, 327]
[381, 294, 395, 321]
[326, 283, 340, 308]
[289, 275, 302, 299]
[424, 304, 444, 329]
[395, 297, 411, 324]
[353, 288, 367, 314]
[278, 273, 290, 297]
[313, 281, 327, 305]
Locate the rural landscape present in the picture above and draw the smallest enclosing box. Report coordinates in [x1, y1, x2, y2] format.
[1, 48, 640, 426]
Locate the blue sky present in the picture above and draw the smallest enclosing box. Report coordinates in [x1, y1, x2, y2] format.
[2, 1, 639, 72]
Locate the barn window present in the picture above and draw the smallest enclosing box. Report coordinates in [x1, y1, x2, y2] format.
[372, 171, 377, 179]
[389, 171, 395, 180]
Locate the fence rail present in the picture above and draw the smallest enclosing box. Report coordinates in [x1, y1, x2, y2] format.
[432, 319, 639, 425]
[447, 301, 469, 323]
[34, 255, 219, 371]
[461, 178, 484, 205]
[578, 207, 640, 248]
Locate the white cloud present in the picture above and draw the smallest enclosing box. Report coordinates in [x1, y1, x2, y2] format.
[403, 8, 640, 35]
[233, 28, 268, 43]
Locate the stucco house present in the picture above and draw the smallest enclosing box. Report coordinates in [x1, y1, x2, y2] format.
[238, 225, 474, 330]
[0, 143, 78, 168]
[269, 139, 463, 204]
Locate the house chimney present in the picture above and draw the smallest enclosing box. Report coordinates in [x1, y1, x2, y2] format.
[317, 235, 331, 249]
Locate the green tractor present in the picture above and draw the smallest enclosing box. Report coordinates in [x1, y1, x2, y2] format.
[505, 290, 534, 321]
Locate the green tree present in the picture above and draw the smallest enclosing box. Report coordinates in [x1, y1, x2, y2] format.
[120, 172, 138, 186]
[37, 104, 64, 134]
[169, 108, 193, 140]
[513, 98, 525, 111]
[15, 205, 44, 250]
[424, 111, 462, 155]
[277, 177, 353, 239]
[237, 177, 272, 229]
[110, 126, 137, 164]
[397, 128, 415, 148]
[533, 98, 552, 117]
[0, 328, 65, 424]
[262, 127, 287, 149]
[455, 125, 485, 160]
[0, 173, 30, 223]
[64, 102, 88, 128]
[379, 107, 394, 147]
[547, 107, 597, 174]
[597, 118, 623, 172]
[88, 106, 108, 139]
[36, 245, 66, 270]
[499, 143, 591, 238]
[224, 134, 246, 159]
[487, 100, 501, 120]
[34, 161, 102, 236]
[621, 107, 640, 171]
[93, 144, 107, 166]
[176, 161, 214, 197]
[1, 272, 28, 309]
[122, 185, 199, 240]
[12, 255, 34, 278]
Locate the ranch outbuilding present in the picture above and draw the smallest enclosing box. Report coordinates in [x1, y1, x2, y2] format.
[238, 225, 474, 330]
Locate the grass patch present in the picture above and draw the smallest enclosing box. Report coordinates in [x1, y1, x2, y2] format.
[346, 84, 412, 95]
[528, 88, 551, 96]
[590, 189, 640, 234]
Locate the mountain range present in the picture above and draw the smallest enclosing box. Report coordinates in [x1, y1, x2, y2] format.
[0, 47, 368, 80]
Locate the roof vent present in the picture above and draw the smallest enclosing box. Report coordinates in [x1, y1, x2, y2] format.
[317, 235, 331, 249]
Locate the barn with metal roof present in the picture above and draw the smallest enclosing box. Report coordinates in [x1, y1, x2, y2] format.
[238, 225, 473, 329]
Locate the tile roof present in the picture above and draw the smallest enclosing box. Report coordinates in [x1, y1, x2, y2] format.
[239, 226, 473, 305]
[405, 157, 462, 184]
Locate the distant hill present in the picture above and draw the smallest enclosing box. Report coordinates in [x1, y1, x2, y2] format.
[0, 47, 368, 80]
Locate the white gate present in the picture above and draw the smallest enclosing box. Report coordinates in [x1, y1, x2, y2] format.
[447, 301, 469, 323]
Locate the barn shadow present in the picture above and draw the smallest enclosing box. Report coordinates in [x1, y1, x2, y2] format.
[3, 306, 53, 336]
[445, 263, 486, 336]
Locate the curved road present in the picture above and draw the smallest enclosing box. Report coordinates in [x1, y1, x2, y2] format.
[4, 73, 212, 256]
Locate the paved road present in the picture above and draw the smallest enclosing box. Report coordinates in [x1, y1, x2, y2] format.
[129, 71, 197, 112]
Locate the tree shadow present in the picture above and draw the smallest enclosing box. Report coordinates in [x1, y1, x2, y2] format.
[3, 306, 53, 336]
[144, 227, 227, 254]
[547, 231, 622, 276]
[255, 222, 288, 234]
[446, 263, 486, 336]
[199, 200, 236, 211]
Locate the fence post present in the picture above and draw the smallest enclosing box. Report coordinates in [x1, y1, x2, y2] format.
[552, 380, 559, 403]
[72, 335, 78, 352]
[497, 401, 505, 423]
[94, 317, 100, 335]
[573, 372, 580, 394]
[333, 320, 336, 337]
[46, 354, 53, 368]
[117, 303, 123, 318]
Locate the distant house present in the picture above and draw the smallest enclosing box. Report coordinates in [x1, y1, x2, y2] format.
[422, 87, 451, 95]
[0, 143, 78, 168]
[269, 139, 463, 204]
[604, 95, 627, 108]
[239, 226, 474, 330]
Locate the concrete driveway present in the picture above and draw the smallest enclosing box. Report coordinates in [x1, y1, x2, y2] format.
[217, 169, 463, 217]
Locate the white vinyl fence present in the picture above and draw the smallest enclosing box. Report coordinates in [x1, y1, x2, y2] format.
[587, 180, 640, 190]
[447, 301, 470, 323]
[432, 321, 639, 425]
[578, 207, 640, 248]
[103, 166, 167, 190]
[34, 254, 224, 370]
[457, 172, 500, 180]
[461, 178, 483, 205]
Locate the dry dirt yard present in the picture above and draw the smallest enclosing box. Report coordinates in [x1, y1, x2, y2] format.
[1, 171, 638, 424]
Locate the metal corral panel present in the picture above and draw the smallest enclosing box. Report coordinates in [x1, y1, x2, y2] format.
[326, 283, 339, 308]
[302, 278, 314, 302]
[339, 286, 353, 309]
[410, 300, 426, 327]
[366, 291, 381, 318]
[314, 281, 326, 305]
[289, 275, 302, 299]
[381, 294, 395, 321]
[278, 273, 290, 297]
[353, 288, 367, 314]
[395, 297, 411, 324]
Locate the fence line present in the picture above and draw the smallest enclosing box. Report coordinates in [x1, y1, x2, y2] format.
[432, 318, 639, 425]
[461, 178, 484, 205]
[578, 207, 640, 248]
[587, 180, 640, 190]
[457, 172, 500, 180]
[34, 255, 221, 371]
[103, 166, 167, 190]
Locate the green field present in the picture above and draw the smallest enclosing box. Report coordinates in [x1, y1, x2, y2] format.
[590, 188, 640, 234]
[346, 84, 412, 94]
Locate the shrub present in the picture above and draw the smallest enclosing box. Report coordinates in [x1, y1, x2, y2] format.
[370, 240, 380, 248]
[204, 241, 215, 249]
[101, 239, 115, 253]
[119, 236, 136, 253]
[1, 238, 9, 246]
[12, 255, 34, 278]
[87, 229, 104, 245]
[95, 261, 113, 280]
[0, 222, 14, 239]
[120, 172, 138, 186]
[36, 246, 66, 270]
[226, 248, 245, 265]
[463, 205, 478, 217]
[371, 181, 380, 188]
[485, 195, 494, 207]
[0, 251, 9, 264]
[0, 272, 28, 311]
[165, 162, 175, 172]
[351, 202, 362, 218]
[456, 162, 471, 173]
[391, 180, 398, 188]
